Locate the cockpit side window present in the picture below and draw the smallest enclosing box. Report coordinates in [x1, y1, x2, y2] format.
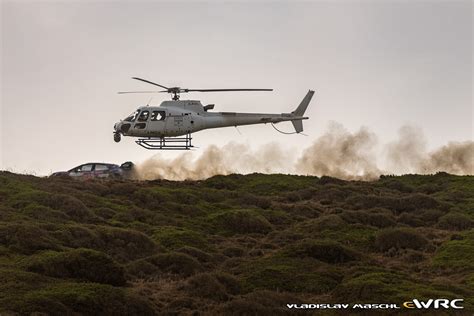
[124, 110, 139, 122]
[138, 110, 150, 122]
[151, 111, 166, 121]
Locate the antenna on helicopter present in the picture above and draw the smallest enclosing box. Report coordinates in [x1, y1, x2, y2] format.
[118, 77, 273, 100]
[146, 96, 153, 106]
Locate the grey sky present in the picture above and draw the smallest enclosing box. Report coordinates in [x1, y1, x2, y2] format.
[1, 0, 472, 175]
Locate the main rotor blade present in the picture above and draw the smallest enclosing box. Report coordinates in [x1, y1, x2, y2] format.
[185, 89, 273, 92]
[132, 77, 169, 90]
[117, 91, 166, 94]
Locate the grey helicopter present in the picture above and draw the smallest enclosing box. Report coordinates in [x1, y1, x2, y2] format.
[114, 77, 314, 150]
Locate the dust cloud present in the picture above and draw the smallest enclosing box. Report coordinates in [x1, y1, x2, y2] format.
[133, 123, 473, 181]
[296, 123, 381, 180]
[385, 125, 473, 175]
[133, 142, 295, 181]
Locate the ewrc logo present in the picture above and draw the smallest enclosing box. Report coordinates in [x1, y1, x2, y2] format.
[403, 299, 463, 309]
[286, 299, 464, 310]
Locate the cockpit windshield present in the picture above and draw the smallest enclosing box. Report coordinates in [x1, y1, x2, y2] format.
[124, 110, 139, 122]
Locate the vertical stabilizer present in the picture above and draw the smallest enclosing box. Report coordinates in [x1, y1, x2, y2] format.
[292, 90, 315, 117]
[290, 90, 314, 133]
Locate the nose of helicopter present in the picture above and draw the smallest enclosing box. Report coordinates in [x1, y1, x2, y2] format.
[114, 121, 131, 133]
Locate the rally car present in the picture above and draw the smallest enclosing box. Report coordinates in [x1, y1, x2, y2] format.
[50, 162, 133, 179]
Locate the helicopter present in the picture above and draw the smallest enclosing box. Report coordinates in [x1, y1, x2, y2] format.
[114, 77, 315, 150]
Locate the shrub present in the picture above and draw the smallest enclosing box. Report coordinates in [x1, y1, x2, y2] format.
[0, 224, 60, 254]
[159, 201, 204, 216]
[346, 193, 441, 214]
[0, 268, 50, 295]
[147, 252, 203, 276]
[238, 193, 272, 209]
[311, 187, 350, 204]
[126, 252, 203, 278]
[417, 183, 445, 194]
[26, 249, 126, 286]
[51, 225, 158, 262]
[204, 175, 239, 190]
[403, 250, 426, 263]
[214, 272, 241, 295]
[126, 259, 159, 279]
[259, 209, 291, 226]
[318, 176, 347, 186]
[173, 190, 200, 205]
[381, 179, 414, 193]
[283, 202, 322, 219]
[334, 271, 408, 302]
[154, 227, 209, 251]
[375, 228, 428, 251]
[20, 204, 70, 222]
[222, 246, 245, 257]
[216, 290, 301, 315]
[340, 210, 396, 228]
[438, 213, 473, 231]
[92, 207, 116, 219]
[10, 191, 96, 222]
[176, 246, 214, 263]
[419, 209, 445, 223]
[398, 209, 446, 227]
[95, 227, 158, 261]
[132, 188, 167, 210]
[42, 194, 94, 221]
[301, 214, 346, 232]
[284, 188, 317, 202]
[108, 182, 138, 196]
[185, 273, 229, 301]
[398, 213, 425, 227]
[289, 240, 360, 263]
[432, 232, 474, 270]
[334, 267, 461, 304]
[18, 283, 154, 315]
[212, 210, 273, 235]
[242, 256, 341, 293]
[404, 193, 441, 211]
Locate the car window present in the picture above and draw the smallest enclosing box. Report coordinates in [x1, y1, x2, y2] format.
[79, 164, 93, 172]
[95, 164, 109, 171]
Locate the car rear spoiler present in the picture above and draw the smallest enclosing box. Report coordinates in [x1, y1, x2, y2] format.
[120, 161, 134, 170]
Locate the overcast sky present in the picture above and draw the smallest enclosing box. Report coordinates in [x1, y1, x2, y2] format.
[1, 0, 472, 175]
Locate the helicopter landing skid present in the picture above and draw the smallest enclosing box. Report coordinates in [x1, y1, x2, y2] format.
[135, 133, 193, 150]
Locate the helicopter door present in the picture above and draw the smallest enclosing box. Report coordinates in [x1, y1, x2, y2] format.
[149, 110, 167, 136]
[133, 110, 150, 131]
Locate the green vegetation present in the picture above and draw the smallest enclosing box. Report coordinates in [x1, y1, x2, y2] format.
[24, 248, 126, 286]
[374, 227, 429, 251]
[432, 231, 474, 270]
[0, 171, 473, 314]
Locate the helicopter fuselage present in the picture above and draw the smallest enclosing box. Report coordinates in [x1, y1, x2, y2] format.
[114, 99, 308, 138]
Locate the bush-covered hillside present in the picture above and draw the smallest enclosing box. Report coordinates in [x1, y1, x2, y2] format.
[0, 171, 473, 315]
